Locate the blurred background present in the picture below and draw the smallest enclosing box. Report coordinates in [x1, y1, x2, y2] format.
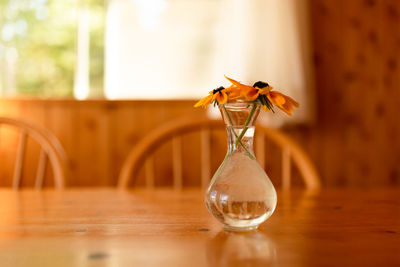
[0, 0, 399, 188]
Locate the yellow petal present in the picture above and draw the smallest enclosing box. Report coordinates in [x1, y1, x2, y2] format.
[256, 85, 273, 95]
[267, 91, 286, 106]
[224, 75, 256, 96]
[224, 75, 243, 86]
[194, 94, 214, 108]
[225, 85, 241, 99]
[244, 88, 259, 101]
[215, 91, 228, 104]
[285, 95, 300, 107]
[262, 105, 270, 112]
[193, 98, 205, 108]
[267, 91, 299, 116]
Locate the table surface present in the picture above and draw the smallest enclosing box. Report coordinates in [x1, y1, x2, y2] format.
[0, 188, 399, 267]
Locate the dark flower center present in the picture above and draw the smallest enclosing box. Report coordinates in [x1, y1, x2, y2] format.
[212, 86, 225, 94]
[253, 81, 269, 88]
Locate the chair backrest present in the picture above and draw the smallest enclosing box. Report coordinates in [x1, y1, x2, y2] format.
[118, 116, 321, 190]
[0, 117, 67, 189]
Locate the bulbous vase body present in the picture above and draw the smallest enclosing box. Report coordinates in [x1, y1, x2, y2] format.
[205, 102, 277, 231]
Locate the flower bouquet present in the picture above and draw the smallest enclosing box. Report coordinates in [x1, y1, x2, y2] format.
[195, 76, 299, 231]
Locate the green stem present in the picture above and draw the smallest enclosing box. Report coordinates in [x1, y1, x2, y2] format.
[234, 103, 257, 147]
[222, 105, 255, 160]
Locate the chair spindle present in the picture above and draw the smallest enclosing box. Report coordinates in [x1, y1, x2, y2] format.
[13, 131, 27, 189]
[35, 149, 47, 189]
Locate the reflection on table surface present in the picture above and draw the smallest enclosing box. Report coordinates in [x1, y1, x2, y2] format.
[0, 188, 398, 267]
[207, 230, 277, 266]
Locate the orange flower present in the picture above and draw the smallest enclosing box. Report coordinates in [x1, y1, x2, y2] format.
[215, 88, 228, 104]
[253, 81, 273, 95]
[195, 76, 299, 116]
[193, 93, 214, 108]
[194, 87, 228, 108]
[267, 91, 299, 116]
[224, 76, 258, 100]
[224, 76, 273, 101]
[225, 85, 242, 99]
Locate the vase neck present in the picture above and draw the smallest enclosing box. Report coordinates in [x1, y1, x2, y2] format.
[219, 102, 260, 127]
[226, 126, 255, 154]
[219, 102, 260, 157]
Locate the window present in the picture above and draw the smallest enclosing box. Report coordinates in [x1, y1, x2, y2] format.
[0, 0, 104, 98]
[0, 0, 315, 125]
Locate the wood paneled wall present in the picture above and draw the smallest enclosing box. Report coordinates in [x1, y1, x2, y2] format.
[309, 0, 400, 186]
[0, 0, 400, 187]
[0, 100, 306, 188]
[0, 100, 207, 187]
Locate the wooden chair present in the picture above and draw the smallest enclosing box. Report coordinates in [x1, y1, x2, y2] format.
[0, 117, 67, 189]
[118, 116, 321, 190]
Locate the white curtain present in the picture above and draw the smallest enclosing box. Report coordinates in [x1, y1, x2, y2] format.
[105, 0, 221, 99]
[106, 0, 315, 126]
[210, 0, 316, 126]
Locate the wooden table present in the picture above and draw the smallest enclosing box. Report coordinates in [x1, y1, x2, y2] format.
[0, 188, 399, 267]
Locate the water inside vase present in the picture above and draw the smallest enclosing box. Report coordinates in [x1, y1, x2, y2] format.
[205, 146, 277, 231]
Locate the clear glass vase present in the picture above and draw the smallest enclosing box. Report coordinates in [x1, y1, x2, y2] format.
[205, 101, 277, 231]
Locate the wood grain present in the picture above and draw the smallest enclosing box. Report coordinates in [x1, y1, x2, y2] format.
[0, 188, 398, 267]
[308, 0, 400, 187]
[0, 100, 207, 187]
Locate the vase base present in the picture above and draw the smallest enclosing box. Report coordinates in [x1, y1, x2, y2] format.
[223, 224, 259, 232]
